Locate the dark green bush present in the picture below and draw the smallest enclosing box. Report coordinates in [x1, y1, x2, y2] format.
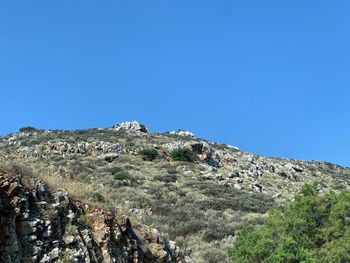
[113, 171, 130, 181]
[170, 148, 197, 162]
[139, 148, 159, 161]
[19, 126, 38, 133]
[139, 123, 148, 132]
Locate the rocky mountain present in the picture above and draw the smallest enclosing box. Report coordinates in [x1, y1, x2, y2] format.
[1, 121, 349, 263]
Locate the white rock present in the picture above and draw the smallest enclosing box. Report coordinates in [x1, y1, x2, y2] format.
[169, 130, 195, 138]
[273, 192, 282, 199]
[112, 121, 148, 133]
[233, 184, 242, 190]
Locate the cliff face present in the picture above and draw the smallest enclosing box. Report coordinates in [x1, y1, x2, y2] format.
[0, 170, 185, 263]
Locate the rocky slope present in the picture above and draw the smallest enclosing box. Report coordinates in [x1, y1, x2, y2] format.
[0, 170, 188, 263]
[1, 121, 350, 262]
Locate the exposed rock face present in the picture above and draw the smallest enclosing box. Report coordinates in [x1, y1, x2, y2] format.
[16, 140, 126, 158]
[0, 171, 184, 263]
[113, 121, 148, 133]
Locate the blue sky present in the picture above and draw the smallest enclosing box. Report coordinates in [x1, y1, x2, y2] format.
[0, 1, 349, 166]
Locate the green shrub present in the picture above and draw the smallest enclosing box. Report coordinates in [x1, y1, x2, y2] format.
[170, 148, 197, 162]
[189, 180, 275, 213]
[113, 171, 130, 181]
[19, 126, 38, 133]
[139, 123, 148, 132]
[139, 148, 159, 161]
[228, 183, 350, 263]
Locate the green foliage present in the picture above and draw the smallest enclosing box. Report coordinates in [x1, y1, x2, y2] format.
[139, 123, 148, 132]
[139, 148, 159, 161]
[170, 148, 198, 162]
[228, 183, 350, 263]
[113, 171, 130, 181]
[188, 180, 274, 213]
[19, 126, 38, 132]
[65, 218, 75, 235]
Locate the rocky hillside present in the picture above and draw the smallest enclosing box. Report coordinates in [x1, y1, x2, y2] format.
[0, 170, 187, 263]
[1, 121, 350, 263]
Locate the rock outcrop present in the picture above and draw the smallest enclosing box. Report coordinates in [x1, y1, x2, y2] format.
[0, 171, 185, 263]
[169, 130, 195, 138]
[112, 121, 148, 133]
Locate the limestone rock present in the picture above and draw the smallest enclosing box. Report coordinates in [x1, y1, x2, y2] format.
[170, 130, 195, 138]
[113, 121, 148, 133]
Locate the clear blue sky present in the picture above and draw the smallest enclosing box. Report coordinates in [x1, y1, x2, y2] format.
[0, 1, 349, 166]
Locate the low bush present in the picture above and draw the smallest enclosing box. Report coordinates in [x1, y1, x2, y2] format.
[19, 126, 38, 133]
[139, 123, 148, 133]
[139, 148, 159, 161]
[170, 148, 197, 162]
[113, 171, 130, 181]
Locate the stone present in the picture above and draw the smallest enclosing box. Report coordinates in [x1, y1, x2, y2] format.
[49, 248, 59, 260]
[273, 192, 282, 199]
[184, 256, 196, 263]
[233, 184, 242, 190]
[149, 228, 161, 243]
[32, 181, 49, 202]
[226, 144, 240, 150]
[52, 188, 69, 204]
[204, 173, 223, 181]
[230, 171, 241, 178]
[253, 183, 263, 192]
[169, 130, 195, 138]
[112, 121, 148, 133]
[39, 254, 50, 263]
[168, 240, 178, 257]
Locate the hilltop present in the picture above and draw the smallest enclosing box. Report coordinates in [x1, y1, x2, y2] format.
[1, 121, 349, 263]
